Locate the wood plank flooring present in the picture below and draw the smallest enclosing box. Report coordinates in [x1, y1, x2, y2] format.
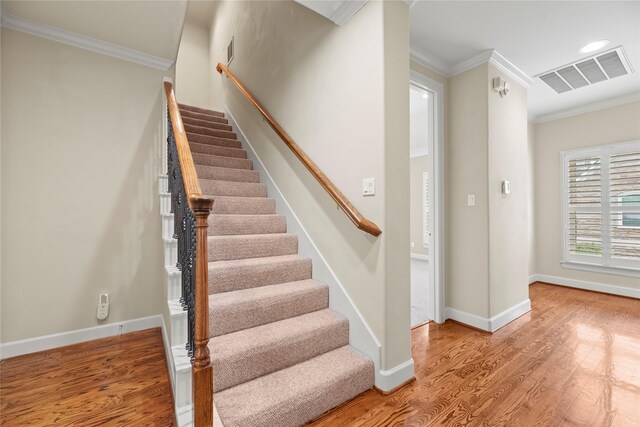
[309, 283, 640, 427]
[0, 328, 175, 426]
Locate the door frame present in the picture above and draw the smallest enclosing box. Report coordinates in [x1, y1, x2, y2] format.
[410, 70, 445, 324]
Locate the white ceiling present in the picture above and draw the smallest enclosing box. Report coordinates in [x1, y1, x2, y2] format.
[2, 0, 188, 61]
[410, 1, 640, 121]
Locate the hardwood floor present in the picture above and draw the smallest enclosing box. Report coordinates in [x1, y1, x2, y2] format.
[0, 328, 175, 426]
[309, 283, 640, 427]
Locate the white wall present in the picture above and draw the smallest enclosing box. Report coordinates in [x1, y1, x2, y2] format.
[533, 101, 640, 292]
[528, 122, 536, 275]
[487, 63, 529, 317]
[176, 21, 212, 109]
[204, 0, 411, 372]
[1, 29, 169, 343]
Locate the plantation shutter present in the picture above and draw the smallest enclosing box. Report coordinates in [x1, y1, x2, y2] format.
[609, 151, 640, 262]
[567, 156, 602, 258]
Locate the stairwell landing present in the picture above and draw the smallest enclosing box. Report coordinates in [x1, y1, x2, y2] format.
[177, 103, 374, 426]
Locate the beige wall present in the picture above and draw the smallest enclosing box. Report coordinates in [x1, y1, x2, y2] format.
[410, 155, 428, 256]
[533, 101, 640, 291]
[487, 63, 529, 317]
[447, 64, 491, 318]
[205, 1, 411, 370]
[176, 21, 213, 109]
[528, 122, 536, 275]
[1, 29, 168, 342]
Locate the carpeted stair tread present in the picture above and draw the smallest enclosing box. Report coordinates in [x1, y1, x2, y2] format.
[192, 152, 253, 170]
[195, 164, 259, 183]
[215, 345, 374, 427]
[180, 108, 228, 124]
[182, 116, 232, 131]
[200, 180, 267, 198]
[208, 254, 312, 294]
[190, 142, 247, 159]
[209, 308, 349, 392]
[209, 214, 285, 235]
[185, 123, 236, 140]
[211, 196, 276, 215]
[178, 103, 224, 117]
[209, 279, 328, 337]
[208, 233, 298, 261]
[188, 133, 242, 149]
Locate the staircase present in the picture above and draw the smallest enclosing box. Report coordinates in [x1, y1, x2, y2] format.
[177, 103, 375, 427]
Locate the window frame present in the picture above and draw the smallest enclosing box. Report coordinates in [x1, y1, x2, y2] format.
[560, 140, 640, 277]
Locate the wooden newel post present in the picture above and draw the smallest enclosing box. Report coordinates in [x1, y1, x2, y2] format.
[191, 196, 214, 427]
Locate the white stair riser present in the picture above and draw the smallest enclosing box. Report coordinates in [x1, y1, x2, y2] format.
[172, 346, 193, 408]
[165, 239, 178, 267]
[159, 175, 169, 194]
[171, 309, 188, 346]
[162, 214, 174, 240]
[160, 193, 172, 215]
[167, 270, 181, 301]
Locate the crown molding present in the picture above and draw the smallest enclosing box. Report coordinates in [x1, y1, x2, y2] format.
[409, 45, 452, 77]
[0, 9, 174, 70]
[330, 0, 367, 26]
[451, 49, 533, 88]
[402, 0, 418, 8]
[530, 92, 640, 124]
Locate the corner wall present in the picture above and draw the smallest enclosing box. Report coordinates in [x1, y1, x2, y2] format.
[175, 21, 212, 109]
[532, 101, 640, 293]
[1, 29, 169, 343]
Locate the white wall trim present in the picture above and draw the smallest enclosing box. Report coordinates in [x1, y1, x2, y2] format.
[377, 358, 415, 392]
[410, 70, 446, 325]
[410, 253, 429, 261]
[410, 45, 452, 78]
[530, 92, 640, 124]
[0, 9, 173, 70]
[446, 299, 531, 332]
[0, 315, 164, 360]
[487, 50, 534, 88]
[410, 147, 428, 158]
[224, 107, 393, 388]
[294, 0, 367, 26]
[529, 274, 640, 299]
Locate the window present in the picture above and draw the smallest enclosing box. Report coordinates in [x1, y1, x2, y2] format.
[562, 140, 640, 275]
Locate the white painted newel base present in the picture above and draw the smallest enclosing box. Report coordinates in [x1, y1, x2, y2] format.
[445, 299, 532, 333]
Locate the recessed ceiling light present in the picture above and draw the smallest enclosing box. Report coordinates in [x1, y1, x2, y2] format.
[579, 40, 610, 54]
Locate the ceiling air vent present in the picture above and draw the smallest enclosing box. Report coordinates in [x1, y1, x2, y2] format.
[536, 46, 633, 94]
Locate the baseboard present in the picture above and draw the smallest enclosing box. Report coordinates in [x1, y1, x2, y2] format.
[530, 274, 640, 299]
[410, 253, 429, 261]
[445, 299, 531, 333]
[225, 107, 387, 388]
[376, 358, 415, 393]
[0, 315, 164, 360]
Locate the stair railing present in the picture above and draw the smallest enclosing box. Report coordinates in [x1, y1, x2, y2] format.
[216, 63, 382, 237]
[164, 81, 214, 427]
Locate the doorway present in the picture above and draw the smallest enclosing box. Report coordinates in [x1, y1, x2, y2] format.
[409, 70, 444, 325]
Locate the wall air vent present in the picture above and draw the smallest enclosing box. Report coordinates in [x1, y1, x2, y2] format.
[536, 46, 633, 94]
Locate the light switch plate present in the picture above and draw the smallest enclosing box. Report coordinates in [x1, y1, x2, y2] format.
[363, 178, 375, 196]
[467, 194, 475, 206]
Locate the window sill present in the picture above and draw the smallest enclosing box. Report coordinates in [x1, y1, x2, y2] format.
[561, 261, 640, 278]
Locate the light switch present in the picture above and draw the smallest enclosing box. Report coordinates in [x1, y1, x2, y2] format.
[467, 194, 476, 206]
[502, 180, 511, 194]
[363, 178, 375, 196]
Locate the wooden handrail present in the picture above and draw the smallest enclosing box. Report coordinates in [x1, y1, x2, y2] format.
[164, 81, 203, 204]
[216, 63, 382, 237]
[164, 82, 213, 427]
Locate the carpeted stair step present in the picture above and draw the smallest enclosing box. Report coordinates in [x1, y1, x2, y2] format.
[192, 153, 252, 170]
[182, 116, 232, 131]
[190, 142, 247, 159]
[188, 133, 242, 149]
[178, 103, 225, 117]
[200, 180, 267, 198]
[208, 254, 312, 294]
[180, 108, 228, 124]
[185, 123, 236, 140]
[215, 345, 374, 427]
[209, 308, 349, 392]
[208, 233, 298, 261]
[209, 280, 329, 337]
[195, 164, 259, 183]
[211, 196, 276, 215]
[209, 214, 285, 235]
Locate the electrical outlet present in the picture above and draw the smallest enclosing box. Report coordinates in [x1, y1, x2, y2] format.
[97, 293, 109, 320]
